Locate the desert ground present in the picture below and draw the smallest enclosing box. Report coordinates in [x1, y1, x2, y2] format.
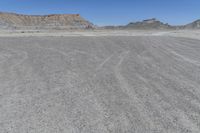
[0, 30, 200, 133]
[0, 29, 200, 39]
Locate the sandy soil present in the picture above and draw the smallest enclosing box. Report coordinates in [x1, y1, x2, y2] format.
[162, 30, 200, 40]
[0, 29, 199, 40]
[0, 36, 200, 133]
[0, 30, 158, 37]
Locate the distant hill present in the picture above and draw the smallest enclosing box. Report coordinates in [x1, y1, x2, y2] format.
[0, 12, 94, 30]
[102, 18, 176, 30]
[126, 18, 174, 29]
[1, 12, 200, 30]
[184, 19, 200, 29]
[103, 18, 200, 30]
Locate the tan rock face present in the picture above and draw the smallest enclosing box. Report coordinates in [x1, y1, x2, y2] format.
[0, 12, 93, 29]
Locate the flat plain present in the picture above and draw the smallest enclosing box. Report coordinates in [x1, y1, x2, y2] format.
[0, 35, 200, 133]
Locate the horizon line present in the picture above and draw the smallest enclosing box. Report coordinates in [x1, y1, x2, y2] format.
[0, 11, 199, 26]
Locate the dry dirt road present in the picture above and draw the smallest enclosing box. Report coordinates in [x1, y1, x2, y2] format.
[0, 36, 200, 133]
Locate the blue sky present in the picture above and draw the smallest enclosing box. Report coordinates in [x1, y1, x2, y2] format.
[0, 0, 199, 26]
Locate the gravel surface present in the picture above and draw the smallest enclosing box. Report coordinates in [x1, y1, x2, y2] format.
[0, 36, 200, 133]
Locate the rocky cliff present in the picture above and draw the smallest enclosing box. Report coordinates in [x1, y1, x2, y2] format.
[0, 12, 93, 30]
